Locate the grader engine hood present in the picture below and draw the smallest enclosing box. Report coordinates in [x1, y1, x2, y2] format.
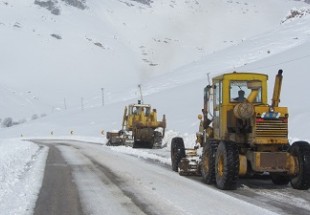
[252, 70, 288, 145]
[227, 102, 289, 145]
[253, 106, 288, 145]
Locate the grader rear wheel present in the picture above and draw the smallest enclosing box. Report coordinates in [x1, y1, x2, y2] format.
[201, 140, 218, 184]
[289, 141, 310, 190]
[171, 137, 185, 172]
[215, 141, 239, 190]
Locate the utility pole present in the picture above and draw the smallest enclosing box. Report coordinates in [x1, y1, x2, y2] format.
[81, 97, 84, 111]
[101, 88, 104, 106]
[64, 98, 67, 110]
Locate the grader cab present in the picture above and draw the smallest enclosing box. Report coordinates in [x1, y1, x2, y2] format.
[171, 70, 310, 190]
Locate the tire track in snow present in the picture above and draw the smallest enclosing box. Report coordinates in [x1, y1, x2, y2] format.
[34, 145, 83, 215]
[57, 144, 148, 215]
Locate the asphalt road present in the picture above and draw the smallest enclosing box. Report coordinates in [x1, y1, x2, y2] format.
[33, 145, 83, 215]
[32, 140, 149, 215]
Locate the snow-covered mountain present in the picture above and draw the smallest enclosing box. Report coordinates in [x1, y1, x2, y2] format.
[1, 0, 310, 141]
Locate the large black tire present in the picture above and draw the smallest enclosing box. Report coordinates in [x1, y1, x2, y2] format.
[171, 137, 185, 172]
[201, 140, 218, 184]
[215, 141, 239, 190]
[133, 140, 141, 148]
[271, 173, 290, 185]
[289, 141, 310, 190]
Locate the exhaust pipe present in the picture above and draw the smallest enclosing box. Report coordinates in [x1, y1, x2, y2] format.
[271, 69, 283, 107]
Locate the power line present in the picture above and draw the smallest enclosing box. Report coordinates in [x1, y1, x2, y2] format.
[101, 88, 104, 106]
[244, 52, 310, 71]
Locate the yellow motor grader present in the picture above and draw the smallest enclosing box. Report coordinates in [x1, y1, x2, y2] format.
[107, 101, 166, 148]
[171, 70, 310, 190]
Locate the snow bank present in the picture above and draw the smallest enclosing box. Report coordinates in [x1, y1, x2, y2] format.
[0, 139, 48, 215]
[107, 130, 197, 166]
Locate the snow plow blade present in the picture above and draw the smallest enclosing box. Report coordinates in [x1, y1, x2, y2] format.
[178, 149, 201, 176]
[106, 131, 127, 146]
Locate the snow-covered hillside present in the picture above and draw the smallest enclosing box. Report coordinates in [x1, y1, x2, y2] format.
[1, 0, 310, 141]
[1, 0, 308, 117]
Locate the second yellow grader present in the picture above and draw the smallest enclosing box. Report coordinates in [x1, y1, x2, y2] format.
[107, 101, 166, 148]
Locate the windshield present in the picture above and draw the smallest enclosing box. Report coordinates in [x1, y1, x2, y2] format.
[230, 80, 262, 103]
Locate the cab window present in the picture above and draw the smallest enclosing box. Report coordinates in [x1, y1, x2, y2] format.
[230, 80, 262, 103]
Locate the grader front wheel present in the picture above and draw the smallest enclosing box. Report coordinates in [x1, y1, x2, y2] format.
[215, 141, 239, 190]
[201, 140, 218, 184]
[289, 141, 310, 190]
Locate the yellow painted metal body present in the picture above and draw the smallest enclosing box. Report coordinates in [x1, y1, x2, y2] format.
[121, 103, 166, 146]
[123, 104, 166, 131]
[208, 72, 297, 175]
[212, 72, 288, 145]
[252, 106, 288, 145]
[239, 155, 247, 176]
[213, 73, 266, 141]
[246, 151, 298, 174]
